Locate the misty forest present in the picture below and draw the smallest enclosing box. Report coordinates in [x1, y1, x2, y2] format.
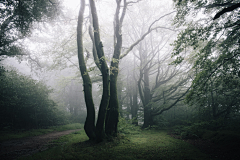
[1, 0, 240, 159]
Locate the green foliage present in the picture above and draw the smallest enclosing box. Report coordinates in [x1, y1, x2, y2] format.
[0, 67, 69, 129]
[173, 123, 207, 139]
[172, 0, 240, 120]
[152, 115, 169, 128]
[118, 117, 141, 135]
[0, 0, 62, 56]
[172, 118, 240, 139]
[54, 123, 83, 132]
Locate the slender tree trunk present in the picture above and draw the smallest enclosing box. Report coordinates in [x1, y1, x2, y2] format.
[132, 86, 138, 125]
[89, 0, 110, 142]
[77, 0, 96, 140]
[95, 55, 110, 141]
[117, 75, 124, 117]
[210, 80, 217, 120]
[105, 67, 119, 136]
[105, 45, 121, 135]
[105, 0, 125, 136]
[142, 68, 153, 128]
[132, 59, 138, 125]
[70, 80, 75, 115]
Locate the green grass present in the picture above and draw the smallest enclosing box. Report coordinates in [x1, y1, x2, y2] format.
[53, 123, 83, 132]
[20, 129, 211, 160]
[0, 123, 83, 142]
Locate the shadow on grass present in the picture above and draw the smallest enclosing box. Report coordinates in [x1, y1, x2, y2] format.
[57, 130, 210, 160]
[20, 129, 211, 160]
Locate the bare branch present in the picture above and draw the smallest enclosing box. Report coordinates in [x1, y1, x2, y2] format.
[205, 2, 238, 9]
[151, 87, 190, 116]
[127, 0, 143, 5]
[213, 3, 240, 20]
[138, 69, 145, 106]
[202, 52, 240, 87]
[88, 9, 100, 69]
[120, 0, 128, 25]
[120, 26, 177, 59]
[148, 11, 176, 31]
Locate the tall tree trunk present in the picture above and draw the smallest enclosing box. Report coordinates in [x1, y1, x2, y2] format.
[210, 80, 217, 120]
[77, 0, 96, 140]
[77, 0, 165, 140]
[105, 66, 119, 136]
[105, 0, 125, 136]
[132, 59, 138, 125]
[117, 75, 124, 117]
[105, 42, 121, 136]
[69, 80, 74, 114]
[131, 85, 138, 125]
[142, 68, 153, 128]
[89, 0, 110, 142]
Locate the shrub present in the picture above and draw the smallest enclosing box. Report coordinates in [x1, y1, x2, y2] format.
[118, 117, 141, 135]
[0, 67, 68, 129]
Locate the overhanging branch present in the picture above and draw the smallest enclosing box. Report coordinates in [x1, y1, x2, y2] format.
[213, 3, 240, 20]
[152, 87, 190, 116]
[120, 26, 177, 59]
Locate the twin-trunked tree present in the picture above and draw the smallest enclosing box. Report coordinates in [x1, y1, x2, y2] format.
[77, 0, 128, 141]
[77, 0, 165, 142]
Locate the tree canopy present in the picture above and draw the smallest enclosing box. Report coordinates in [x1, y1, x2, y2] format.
[172, 0, 240, 119]
[0, 0, 61, 56]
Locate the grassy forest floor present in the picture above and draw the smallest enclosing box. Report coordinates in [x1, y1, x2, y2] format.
[1, 123, 240, 160]
[18, 129, 210, 160]
[0, 123, 83, 142]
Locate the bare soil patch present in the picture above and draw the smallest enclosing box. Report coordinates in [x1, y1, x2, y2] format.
[0, 129, 81, 160]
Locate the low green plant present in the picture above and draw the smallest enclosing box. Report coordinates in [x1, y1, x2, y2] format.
[53, 123, 83, 131]
[118, 117, 141, 135]
[172, 119, 228, 139]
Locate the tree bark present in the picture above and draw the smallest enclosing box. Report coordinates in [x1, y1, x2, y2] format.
[117, 75, 124, 117]
[77, 0, 96, 140]
[142, 67, 153, 128]
[105, 66, 119, 136]
[105, 0, 125, 136]
[132, 85, 138, 125]
[105, 31, 122, 135]
[89, 0, 110, 142]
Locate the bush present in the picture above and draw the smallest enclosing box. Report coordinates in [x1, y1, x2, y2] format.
[0, 67, 68, 129]
[172, 120, 219, 139]
[118, 117, 141, 135]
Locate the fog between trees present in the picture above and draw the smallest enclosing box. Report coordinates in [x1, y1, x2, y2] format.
[1, 0, 240, 142]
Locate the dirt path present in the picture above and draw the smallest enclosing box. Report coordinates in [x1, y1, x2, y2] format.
[0, 129, 81, 160]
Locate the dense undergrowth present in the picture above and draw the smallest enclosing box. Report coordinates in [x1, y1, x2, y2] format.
[170, 119, 240, 159]
[0, 67, 71, 130]
[171, 119, 240, 140]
